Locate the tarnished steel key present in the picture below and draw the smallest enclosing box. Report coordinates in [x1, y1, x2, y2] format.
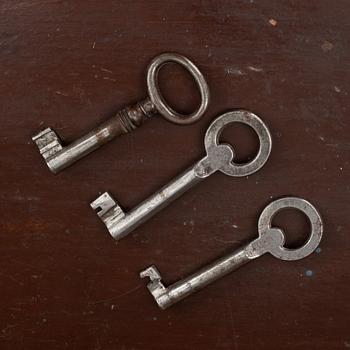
[140, 197, 323, 309]
[32, 53, 209, 173]
[91, 110, 272, 240]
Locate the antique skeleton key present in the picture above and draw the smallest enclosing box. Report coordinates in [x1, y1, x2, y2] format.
[140, 197, 323, 309]
[91, 110, 272, 240]
[32, 53, 209, 173]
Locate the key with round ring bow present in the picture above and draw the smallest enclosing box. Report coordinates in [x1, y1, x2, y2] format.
[32, 53, 210, 173]
[91, 110, 272, 240]
[140, 197, 323, 309]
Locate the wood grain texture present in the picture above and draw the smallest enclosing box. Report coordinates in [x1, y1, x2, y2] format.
[0, 1, 349, 349]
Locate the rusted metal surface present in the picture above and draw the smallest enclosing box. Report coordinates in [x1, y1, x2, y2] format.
[94, 99, 156, 143]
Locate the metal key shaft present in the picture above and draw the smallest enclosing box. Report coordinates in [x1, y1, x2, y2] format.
[32, 53, 209, 173]
[140, 197, 323, 309]
[32, 99, 155, 173]
[140, 240, 255, 309]
[91, 155, 220, 240]
[91, 110, 272, 240]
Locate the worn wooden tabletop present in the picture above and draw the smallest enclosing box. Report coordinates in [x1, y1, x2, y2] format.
[0, 1, 349, 349]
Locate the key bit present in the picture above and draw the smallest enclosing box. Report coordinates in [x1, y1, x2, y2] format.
[32, 128, 63, 161]
[90, 192, 125, 231]
[140, 266, 168, 308]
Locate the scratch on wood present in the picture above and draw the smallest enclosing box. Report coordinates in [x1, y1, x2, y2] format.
[91, 284, 143, 305]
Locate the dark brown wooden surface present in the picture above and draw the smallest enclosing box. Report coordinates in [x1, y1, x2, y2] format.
[1, 1, 349, 349]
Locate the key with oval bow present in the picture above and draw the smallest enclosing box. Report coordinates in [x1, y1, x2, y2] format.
[32, 53, 209, 173]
